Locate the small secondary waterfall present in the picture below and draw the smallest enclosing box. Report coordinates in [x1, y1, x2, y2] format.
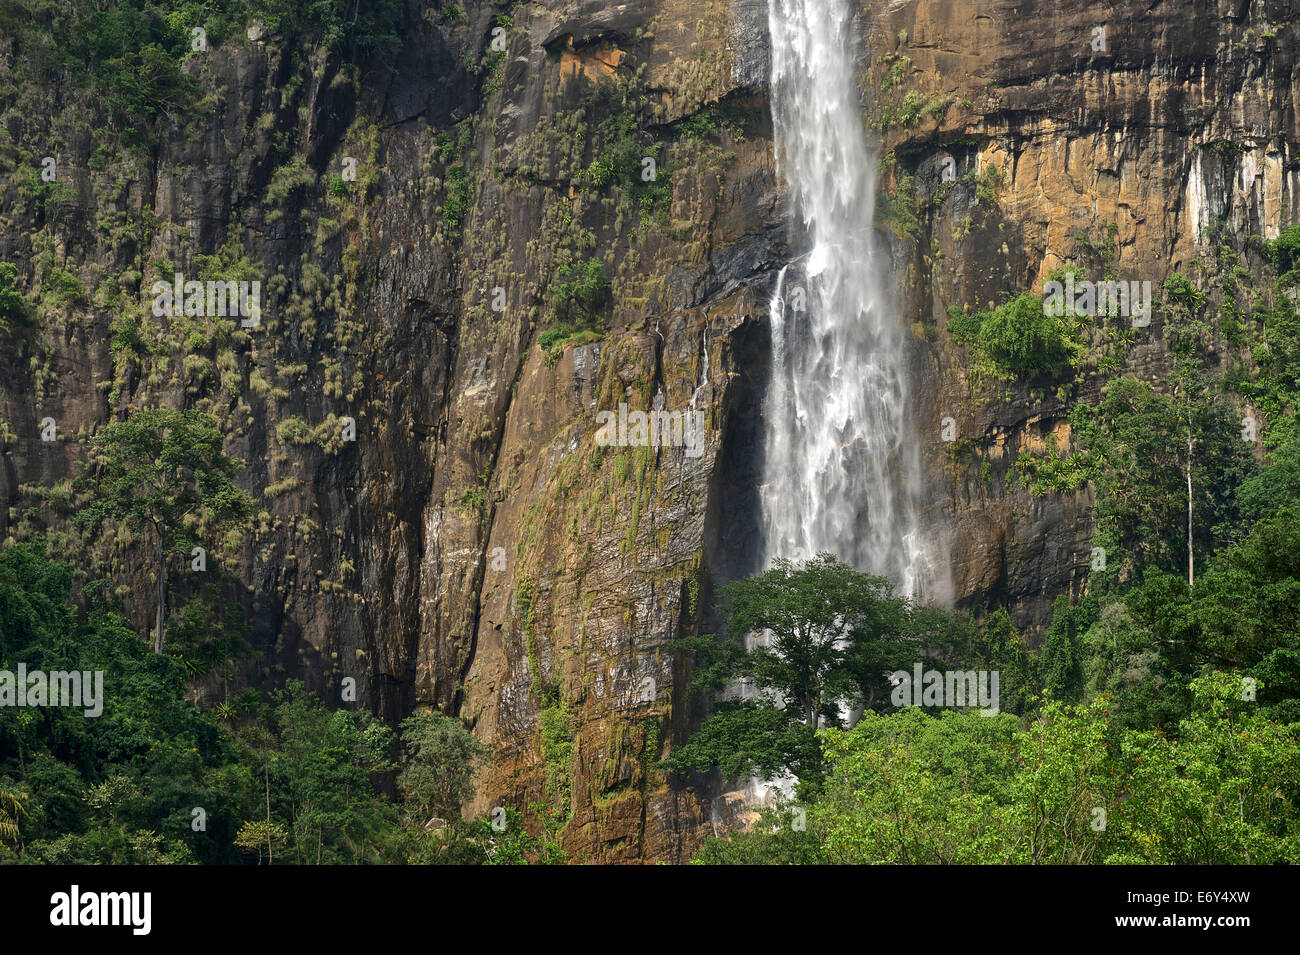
[760, 0, 938, 599]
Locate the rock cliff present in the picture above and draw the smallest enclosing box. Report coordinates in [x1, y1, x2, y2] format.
[1, 0, 1296, 861]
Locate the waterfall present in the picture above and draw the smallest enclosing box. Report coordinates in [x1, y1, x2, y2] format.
[720, 0, 948, 811]
[760, 0, 939, 600]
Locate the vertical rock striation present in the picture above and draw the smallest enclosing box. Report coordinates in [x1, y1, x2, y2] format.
[0, 0, 1296, 861]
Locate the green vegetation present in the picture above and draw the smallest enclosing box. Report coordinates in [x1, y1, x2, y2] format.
[873, 89, 952, 133]
[666, 556, 917, 798]
[0, 262, 32, 334]
[248, 0, 403, 61]
[396, 710, 486, 823]
[876, 151, 1001, 244]
[433, 122, 474, 240]
[875, 164, 922, 241]
[537, 259, 610, 364]
[439, 4, 466, 24]
[74, 408, 253, 653]
[712, 677, 1295, 865]
[3, 0, 1299, 869]
[549, 258, 610, 323]
[973, 162, 1004, 206]
[514, 575, 574, 823]
[539, 704, 574, 816]
[457, 485, 485, 513]
[578, 91, 678, 232]
[689, 225, 1300, 864]
[950, 290, 1085, 377]
[441, 164, 471, 238]
[683, 555, 1300, 863]
[0, 542, 566, 864]
[583, 112, 645, 189]
[0, 1, 403, 148]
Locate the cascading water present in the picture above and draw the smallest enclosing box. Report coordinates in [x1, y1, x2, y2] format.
[719, 0, 949, 814]
[760, 0, 940, 600]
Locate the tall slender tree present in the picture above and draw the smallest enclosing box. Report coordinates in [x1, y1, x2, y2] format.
[0, 788, 28, 850]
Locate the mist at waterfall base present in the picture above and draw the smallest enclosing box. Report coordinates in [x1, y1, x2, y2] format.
[723, 0, 951, 810]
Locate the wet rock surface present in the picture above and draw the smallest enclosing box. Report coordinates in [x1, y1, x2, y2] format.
[1, 0, 1296, 860]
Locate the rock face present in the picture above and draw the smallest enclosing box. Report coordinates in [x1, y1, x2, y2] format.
[864, 0, 1300, 635]
[0, 0, 1297, 862]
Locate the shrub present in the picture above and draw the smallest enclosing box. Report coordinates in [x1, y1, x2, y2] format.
[442, 165, 471, 237]
[0, 263, 30, 331]
[974, 291, 1082, 376]
[249, 0, 403, 62]
[549, 259, 609, 323]
[946, 305, 983, 342]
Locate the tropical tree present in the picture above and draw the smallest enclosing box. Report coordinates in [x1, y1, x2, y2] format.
[723, 554, 911, 727]
[1071, 373, 1251, 587]
[0, 788, 28, 850]
[665, 554, 912, 795]
[265, 682, 397, 864]
[1103, 671, 1300, 864]
[396, 710, 486, 825]
[234, 819, 288, 866]
[976, 289, 1084, 376]
[1039, 595, 1085, 701]
[76, 407, 251, 652]
[694, 673, 1300, 864]
[816, 709, 1022, 864]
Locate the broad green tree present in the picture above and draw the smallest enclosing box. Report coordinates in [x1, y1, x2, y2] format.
[1009, 698, 1120, 864]
[77, 408, 251, 653]
[264, 682, 398, 865]
[666, 554, 912, 795]
[1071, 373, 1252, 587]
[815, 709, 1022, 864]
[721, 554, 911, 728]
[695, 674, 1299, 864]
[1105, 672, 1300, 863]
[396, 710, 486, 824]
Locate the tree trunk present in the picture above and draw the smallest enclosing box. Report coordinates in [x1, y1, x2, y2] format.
[265, 761, 272, 865]
[153, 540, 166, 653]
[1186, 430, 1194, 588]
